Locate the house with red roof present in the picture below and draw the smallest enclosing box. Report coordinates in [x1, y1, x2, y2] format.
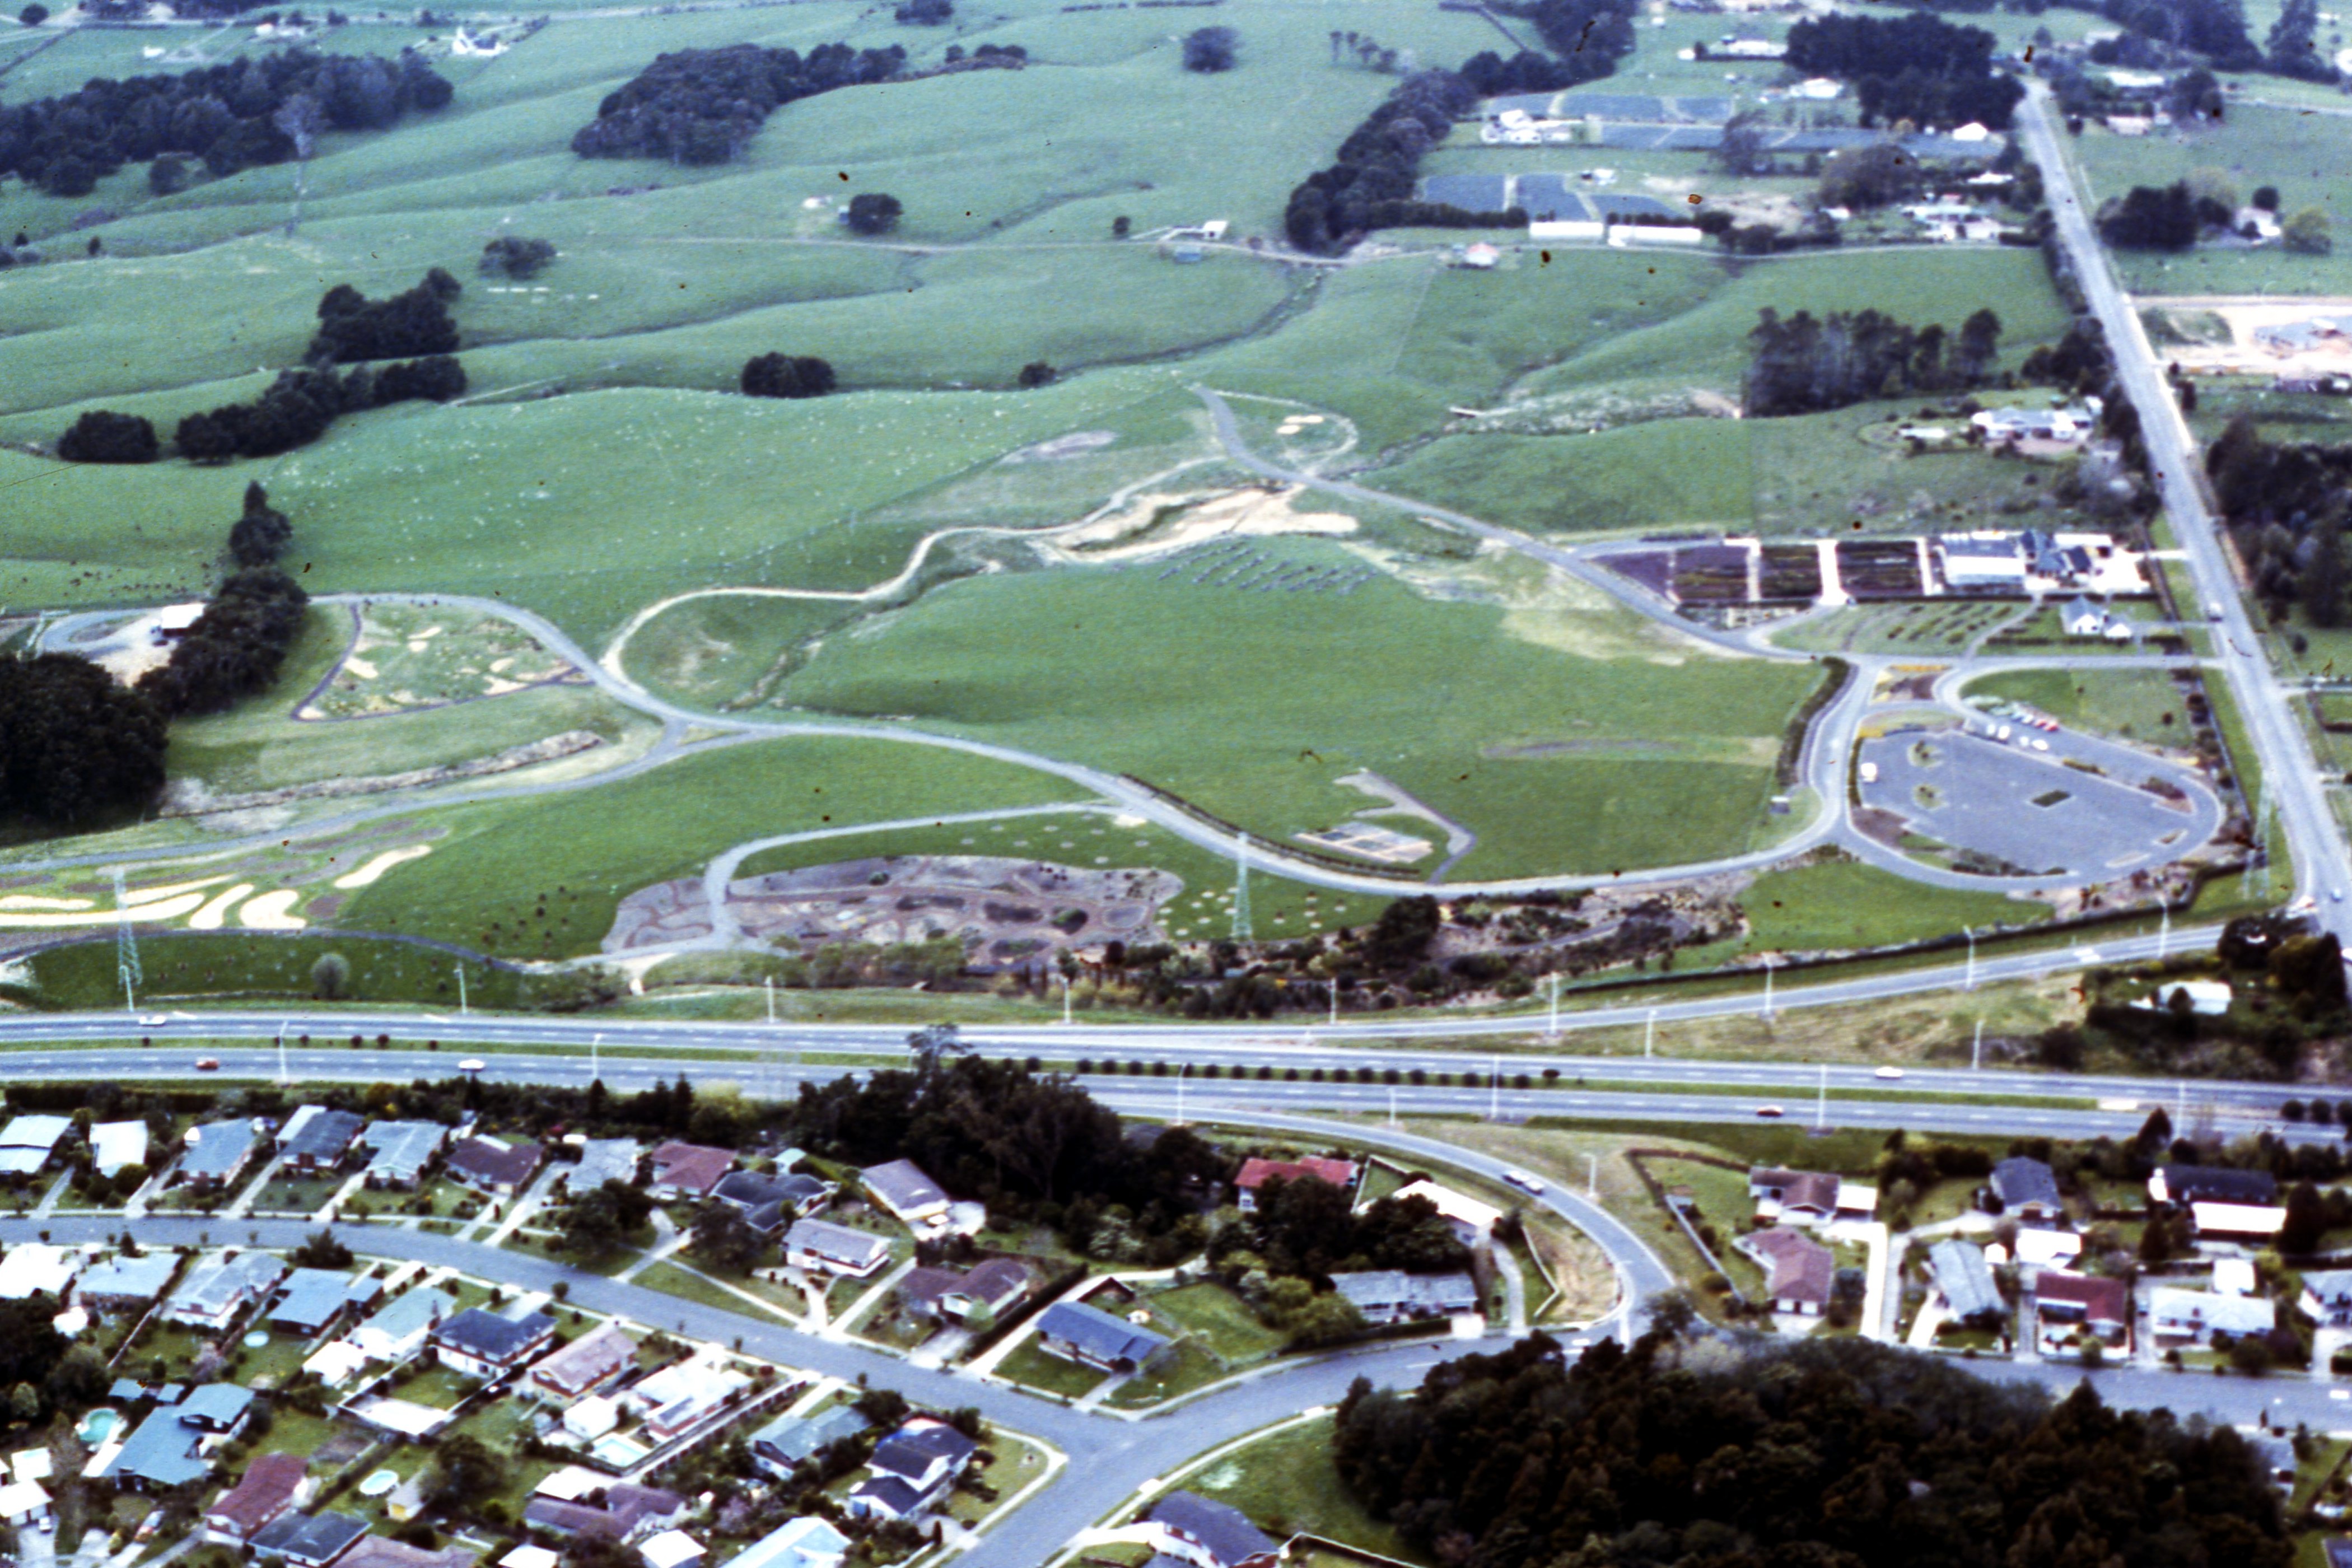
[1234, 1155, 1358, 1212]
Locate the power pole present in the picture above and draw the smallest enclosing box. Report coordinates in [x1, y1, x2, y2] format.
[111, 868, 141, 1016]
[1230, 836, 1253, 944]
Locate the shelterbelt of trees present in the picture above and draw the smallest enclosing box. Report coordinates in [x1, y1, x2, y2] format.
[1333, 1324, 2291, 1568]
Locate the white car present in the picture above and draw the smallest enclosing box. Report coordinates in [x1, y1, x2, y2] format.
[1504, 1169, 1546, 1194]
[138, 1014, 168, 1027]
[2030, 738, 2051, 752]
[459, 1057, 487, 1073]
[1874, 1066, 1905, 1080]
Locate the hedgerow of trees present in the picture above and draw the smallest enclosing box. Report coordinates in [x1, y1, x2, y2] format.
[1743, 307, 2003, 417]
[894, 0, 950, 24]
[2061, 0, 2262, 73]
[137, 566, 310, 718]
[228, 482, 292, 566]
[175, 355, 464, 460]
[1784, 13, 2024, 129]
[1282, 0, 1629, 256]
[570, 42, 907, 165]
[0, 654, 167, 827]
[1332, 1329, 2292, 1568]
[2209, 414, 2352, 629]
[0, 48, 451, 197]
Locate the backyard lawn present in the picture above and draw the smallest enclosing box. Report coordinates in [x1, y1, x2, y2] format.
[1183, 1415, 1424, 1561]
[992, 1340, 1108, 1401]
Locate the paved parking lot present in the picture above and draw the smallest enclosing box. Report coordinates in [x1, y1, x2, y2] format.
[1858, 724, 2221, 878]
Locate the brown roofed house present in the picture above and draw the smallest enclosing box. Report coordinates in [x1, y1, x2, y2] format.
[647, 1142, 735, 1200]
[1739, 1228, 1836, 1315]
[1748, 1168, 1841, 1224]
[527, 1323, 636, 1401]
[2036, 1268, 2130, 1343]
[1233, 1156, 1359, 1213]
[445, 1138, 545, 1197]
[203, 1454, 309, 1546]
[522, 1485, 688, 1543]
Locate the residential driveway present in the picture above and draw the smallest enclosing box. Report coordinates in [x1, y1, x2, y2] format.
[1858, 722, 2222, 878]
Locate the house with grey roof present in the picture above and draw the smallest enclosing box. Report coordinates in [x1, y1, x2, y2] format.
[567, 1138, 642, 1193]
[1928, 1239, 2004, 1327]
[783, 1219, 891, 1278]
[1330, 1270, 1480, 1326]
[1989, 1158, 2064, 1221]
[861, 1160, 950, 1227]
[271, 1270, 381, 1337]
[750, 1406, 870, 1482]
[0, 1116, 71, 1179]
[165, 1253, 287, 1331]
[1146, 1492, 1281, 1568]
[279, 1109, 367, 1173]
[350, 1287, 455, 1362]
[249, 1511, 369, 1568]
[715, 1171, 836, 1235]
[177, 1120, 263, 1191]
[103, 1386, 254, 1491]
[431, 1307, 556, 1379]
[1035, 1301, 1170, 1372]
[361, 1122, 448, 1189]
[2302, 1268, 2352, 1325]
[78, 1253, 178, 1309]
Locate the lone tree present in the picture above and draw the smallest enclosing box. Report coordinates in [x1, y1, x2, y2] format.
[55, 410, 158, 464]
[844, 192, 902, 235]
[740, 353, 837, 399]
[17, 6, 44, 22]
[479, 236, 557, 279]
[1182, 25, 1238, 71]
[228, 482, 292, 567]
[1017, 361, 1057, 389]
[311, 953, 351, 1001]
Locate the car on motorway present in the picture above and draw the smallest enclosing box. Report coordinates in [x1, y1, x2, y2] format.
[2208, 600, 2225, 621]
[194, 1057, 219, 1071]
[459, 1058, 487, 1073]
[138, 1014, 167, 1027]
[1504, 1169, 1546, 1194]
[1874, 1066, 1905, 1080]
[2335, 890, 2347, 904]
[1755, 1104, 1785, 1118]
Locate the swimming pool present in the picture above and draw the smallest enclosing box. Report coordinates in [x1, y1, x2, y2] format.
[77, 1408, 119, 1446]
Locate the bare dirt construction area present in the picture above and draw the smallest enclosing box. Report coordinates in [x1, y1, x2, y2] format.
[2141, 297, 2352, 375]
[300, 601, 587, 719]
[1053, 483, 1359, 564]
[603, 855, 1184, 965]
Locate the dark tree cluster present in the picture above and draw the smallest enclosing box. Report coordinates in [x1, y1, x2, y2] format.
[2209, 414, 2352, 628]
[1784, 13, 2024, 129]
[1456, 48, 1590, 96]
[136, 566, 310, 718]
[786, 1054, 1231, 1262]
[940, 41, 1028, 68]
[0, 654, 167, 827]
[1508, 0, 1637, 68]
[1743, 306, 2003, 417]
[1284, 70, 1492, 255]
[1333, 1331, 2292, 1568]
[894, 0, 950, 23]
[2067, 0, 2262, 72]
[309, 267, 461, 363]
[55, 409, 158, 464]
[176, 354, 464, 460]
[2267, 0, 2332, 78]
[1216, 1174, 1470, 1280]
[843, 191, 902, 235]
[2097, 181, 2211, 250]
[570, 42, 907, 166]
[0, 48, 451, 197]
[1180, 25, 1238, 71]
[479, 236, 557, 279]
[228, 480, 292, 566]
[740, 352, 836, 399]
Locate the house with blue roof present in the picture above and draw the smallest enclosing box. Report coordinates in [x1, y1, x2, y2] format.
[1035, 1300, 1172, 1373]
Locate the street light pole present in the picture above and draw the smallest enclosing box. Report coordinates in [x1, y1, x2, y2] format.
[1586, 1154, 1598, 1200]
[1062, 977, 1072, 1026]
[1490, 1054, 1501, 1121]
[1763, 959, 1775, 1021]
[456, 965, 468, 1017]
[277, 1026, 287, 1086]
[1965, 927, 1977, 991]
[1971, 1018, 1984, 1072]
[1546, 973, 1561, 1042]
[1644, 1009, 1656, 1060]
[1815, 1062, 1826, 1131]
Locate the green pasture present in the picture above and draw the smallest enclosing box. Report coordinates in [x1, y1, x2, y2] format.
[771, 536, 1826, 878]
[2069, 106, 2352, 295]
[1962, 666, 2196, 746]
[1736, 857, 2046, 954]
[334, 733, 1079, 954]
